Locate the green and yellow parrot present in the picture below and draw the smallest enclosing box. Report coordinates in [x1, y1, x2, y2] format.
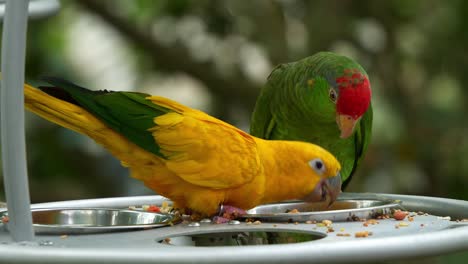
[251, 52, 372, 189]
[24, 78, 341, 217]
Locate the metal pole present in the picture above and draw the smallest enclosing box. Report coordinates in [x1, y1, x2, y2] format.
[0, 0, 34, 241]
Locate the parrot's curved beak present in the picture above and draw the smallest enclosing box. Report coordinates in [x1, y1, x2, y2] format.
[304, 173, 342, 206]
[336, 114, 359, 139]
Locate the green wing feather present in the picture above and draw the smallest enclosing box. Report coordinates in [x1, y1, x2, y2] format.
[250, 64, 284, 138]
[40, 77, 170, 158]
[343, 103, 373, 188]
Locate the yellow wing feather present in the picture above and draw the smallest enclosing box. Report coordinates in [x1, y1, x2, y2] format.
[148, 101, 261, 189]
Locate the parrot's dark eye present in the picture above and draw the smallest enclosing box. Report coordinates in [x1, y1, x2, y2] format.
[329, 88, 337, 103]
[309, 158, 326, 175]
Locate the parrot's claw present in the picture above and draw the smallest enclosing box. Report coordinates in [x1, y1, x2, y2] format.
[212, 216, 231, 224]
[217, 205, 246, 221]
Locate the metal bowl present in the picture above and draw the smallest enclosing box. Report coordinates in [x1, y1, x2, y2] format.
[243, 198, 403, 222]
[1, 208, 178, 234]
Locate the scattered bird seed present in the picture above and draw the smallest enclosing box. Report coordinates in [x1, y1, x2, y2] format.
[337, 233, 351, 237]
[398, 222, 409, 227]
[355, 231, 371, 238]
[322, 220, 332, 227]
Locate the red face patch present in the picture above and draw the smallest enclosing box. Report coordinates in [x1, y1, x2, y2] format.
[335, 72, 371, 119]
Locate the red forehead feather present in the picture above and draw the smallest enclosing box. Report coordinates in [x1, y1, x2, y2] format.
[335, 72, 371, 119]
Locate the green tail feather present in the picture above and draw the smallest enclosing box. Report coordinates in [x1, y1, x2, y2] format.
[40, 77, 170, 158]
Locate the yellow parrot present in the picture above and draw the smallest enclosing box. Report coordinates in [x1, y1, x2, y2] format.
[24, 77, 342, 217]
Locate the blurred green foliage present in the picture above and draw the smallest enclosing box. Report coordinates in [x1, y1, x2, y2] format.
[0, 0, 467, 261]
[0, 0, 466, 218]
[2, 0, 467, 201]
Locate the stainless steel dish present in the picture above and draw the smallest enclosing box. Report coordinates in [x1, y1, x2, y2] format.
[0, 208, 178, 234]
[243, 198, 403, 222]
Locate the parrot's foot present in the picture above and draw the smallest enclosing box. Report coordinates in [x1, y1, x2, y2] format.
[212, 216, 231, 224]
[220, 205, 246, 218]
[181, 205, 247, 224]
[212, 205, 246, 224]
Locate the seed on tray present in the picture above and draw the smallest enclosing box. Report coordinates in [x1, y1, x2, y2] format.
[337, 233, 351, 237]
[393, 210, 408, 220]
[363, 219, 379, 226]
[147, 205, 161, 213]
[355, 231, 372, 238]
[397, 222, 409, 227]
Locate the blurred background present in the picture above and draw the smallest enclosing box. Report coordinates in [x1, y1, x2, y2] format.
[2, 0, 468, 201]
[0, 0, 467, 262]
[0, 0, 467, 221]
[1, 0, 467, 202]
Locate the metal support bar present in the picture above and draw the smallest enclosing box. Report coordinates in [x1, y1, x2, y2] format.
[0, 0, 60, 20]
[0, 0, 34, 241]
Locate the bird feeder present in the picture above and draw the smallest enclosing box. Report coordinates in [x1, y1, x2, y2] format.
[0, 1, 467, 263]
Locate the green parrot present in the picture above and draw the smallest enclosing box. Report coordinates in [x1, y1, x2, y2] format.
[250, 52, 372, 189]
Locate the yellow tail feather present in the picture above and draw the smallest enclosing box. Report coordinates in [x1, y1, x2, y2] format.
[24, 84, 143, 159]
